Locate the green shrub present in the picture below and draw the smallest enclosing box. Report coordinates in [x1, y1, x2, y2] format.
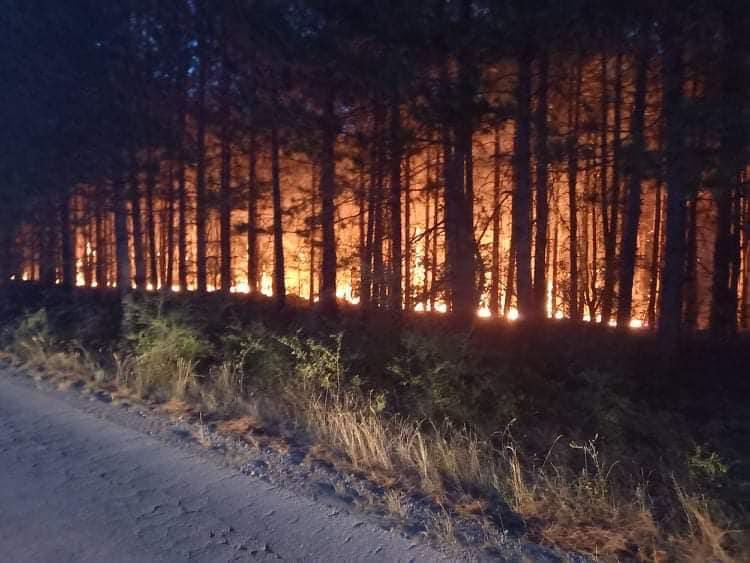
[221, 322, 292, 391]
[11, 309, 55, 364]
[126, 304, 211, 398]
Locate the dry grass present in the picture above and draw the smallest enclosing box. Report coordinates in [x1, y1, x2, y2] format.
[297, 389, 737, 561]
[193, 412, 213, 448]
[215, 416, 263, 435]
[383, 489, 409, 519]
[429, 506, 458, 545]
[674, 483, 733, 562]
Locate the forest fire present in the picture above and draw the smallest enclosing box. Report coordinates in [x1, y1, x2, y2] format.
[6, 1, 748, 337]
[5, 3, 750, 562]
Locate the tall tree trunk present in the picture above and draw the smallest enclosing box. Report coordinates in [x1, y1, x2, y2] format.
[598, 53, 615, 324]
[361, 111, 378, 311]
[659, 34, 688, 341]
[129, 151, 146, 290]
[271, 124, 285, 309]
[504, 239, 515, 316]
[319, 91, 338, 315]
[512, 51, 534, 319]
[741, 194, 750, 329]
[710, 14, 743, 337]
[684, 192, 699, 328]
[617, 42, 648, 328]
[389, 93, 402, 311]
[219, 54, 232, 293]
[372, 105, 386, 307]
[145, 155, 158, 290]
[219, 137, 232, 293]
[533, 51, 550, 319]
[195, 18, 208, 293]
[165, 161, 176, 291]
[552, 215, 559, 315]
[647, 179, 663, 329]
[404, 155, 412, 312]
[422, 147, 432, 308]
[358, 156, 371, 309]
[82, 198, 93, 287]
[113, 178, 131, 296]
[95, 185, 107, 288]
[176, 79, 188, 291]
[247, 135, 259, 294]
[59, 194, 74, 289]
[430, 176, 439, 310]
[310, 164, 318, 302]
[490, 125, 502, 316]
[567, 60, 582, 320]
[604, 52, 624, 324]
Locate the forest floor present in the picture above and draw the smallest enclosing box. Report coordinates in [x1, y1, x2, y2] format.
[0, 283, 747, 561]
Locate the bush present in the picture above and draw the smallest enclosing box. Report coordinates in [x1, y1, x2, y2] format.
[125, 302, 211, 398]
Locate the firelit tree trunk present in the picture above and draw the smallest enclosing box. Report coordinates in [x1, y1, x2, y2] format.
[430, 178, 439, 311]
[659, 34, 688, 341]
[176, 64, 189, 291]
[59, 193, 74, 290]
[504, 239, 515, 316]
[129, 151, 146, 290]
[741, 195, 750, 329]
[729, 191, 742, 315]
[165, 161, 176, 291]
[422, 148, 432, 307]
[551, 216, 559, 315]
[683, 192, 699, 329]
[310, 164, 318, 303]
[372, 105, 386, 307]
[598, 53, 614, 324]
[605, 52, 624, 324]
[617, 42, 648, 328]
[710, 15, 743, 337]
[361, 113, 377, 310]
[95, 184, 107, 289]
[145, 155, 159, 290]
[443, 128, 464, 315]
[195, 16, 208, 294]
[533, 50, 550, 319]
[219, 52, 232, 294]
[319, 91, 338, 315]
[270, 124, 285, 309]
[648, 179, 663, 329]
[219, 136, 232, 293]
[512, 50, 533, 319]
[247, 135, 259, 294]
[113, 178, 131, 296]
[404, 155, 412, 312]
[490, 125, 502, 316]
[590, 171, 599, 320]
[567, 60, 582, 320]
[388, 92, 402, 311]
[358, 158, 371, 310]
[81, 198, 93, 287]
[711, 186, 736, 335]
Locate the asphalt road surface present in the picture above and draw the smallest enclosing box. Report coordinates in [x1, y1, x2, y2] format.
[0, 369, 444, 562]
